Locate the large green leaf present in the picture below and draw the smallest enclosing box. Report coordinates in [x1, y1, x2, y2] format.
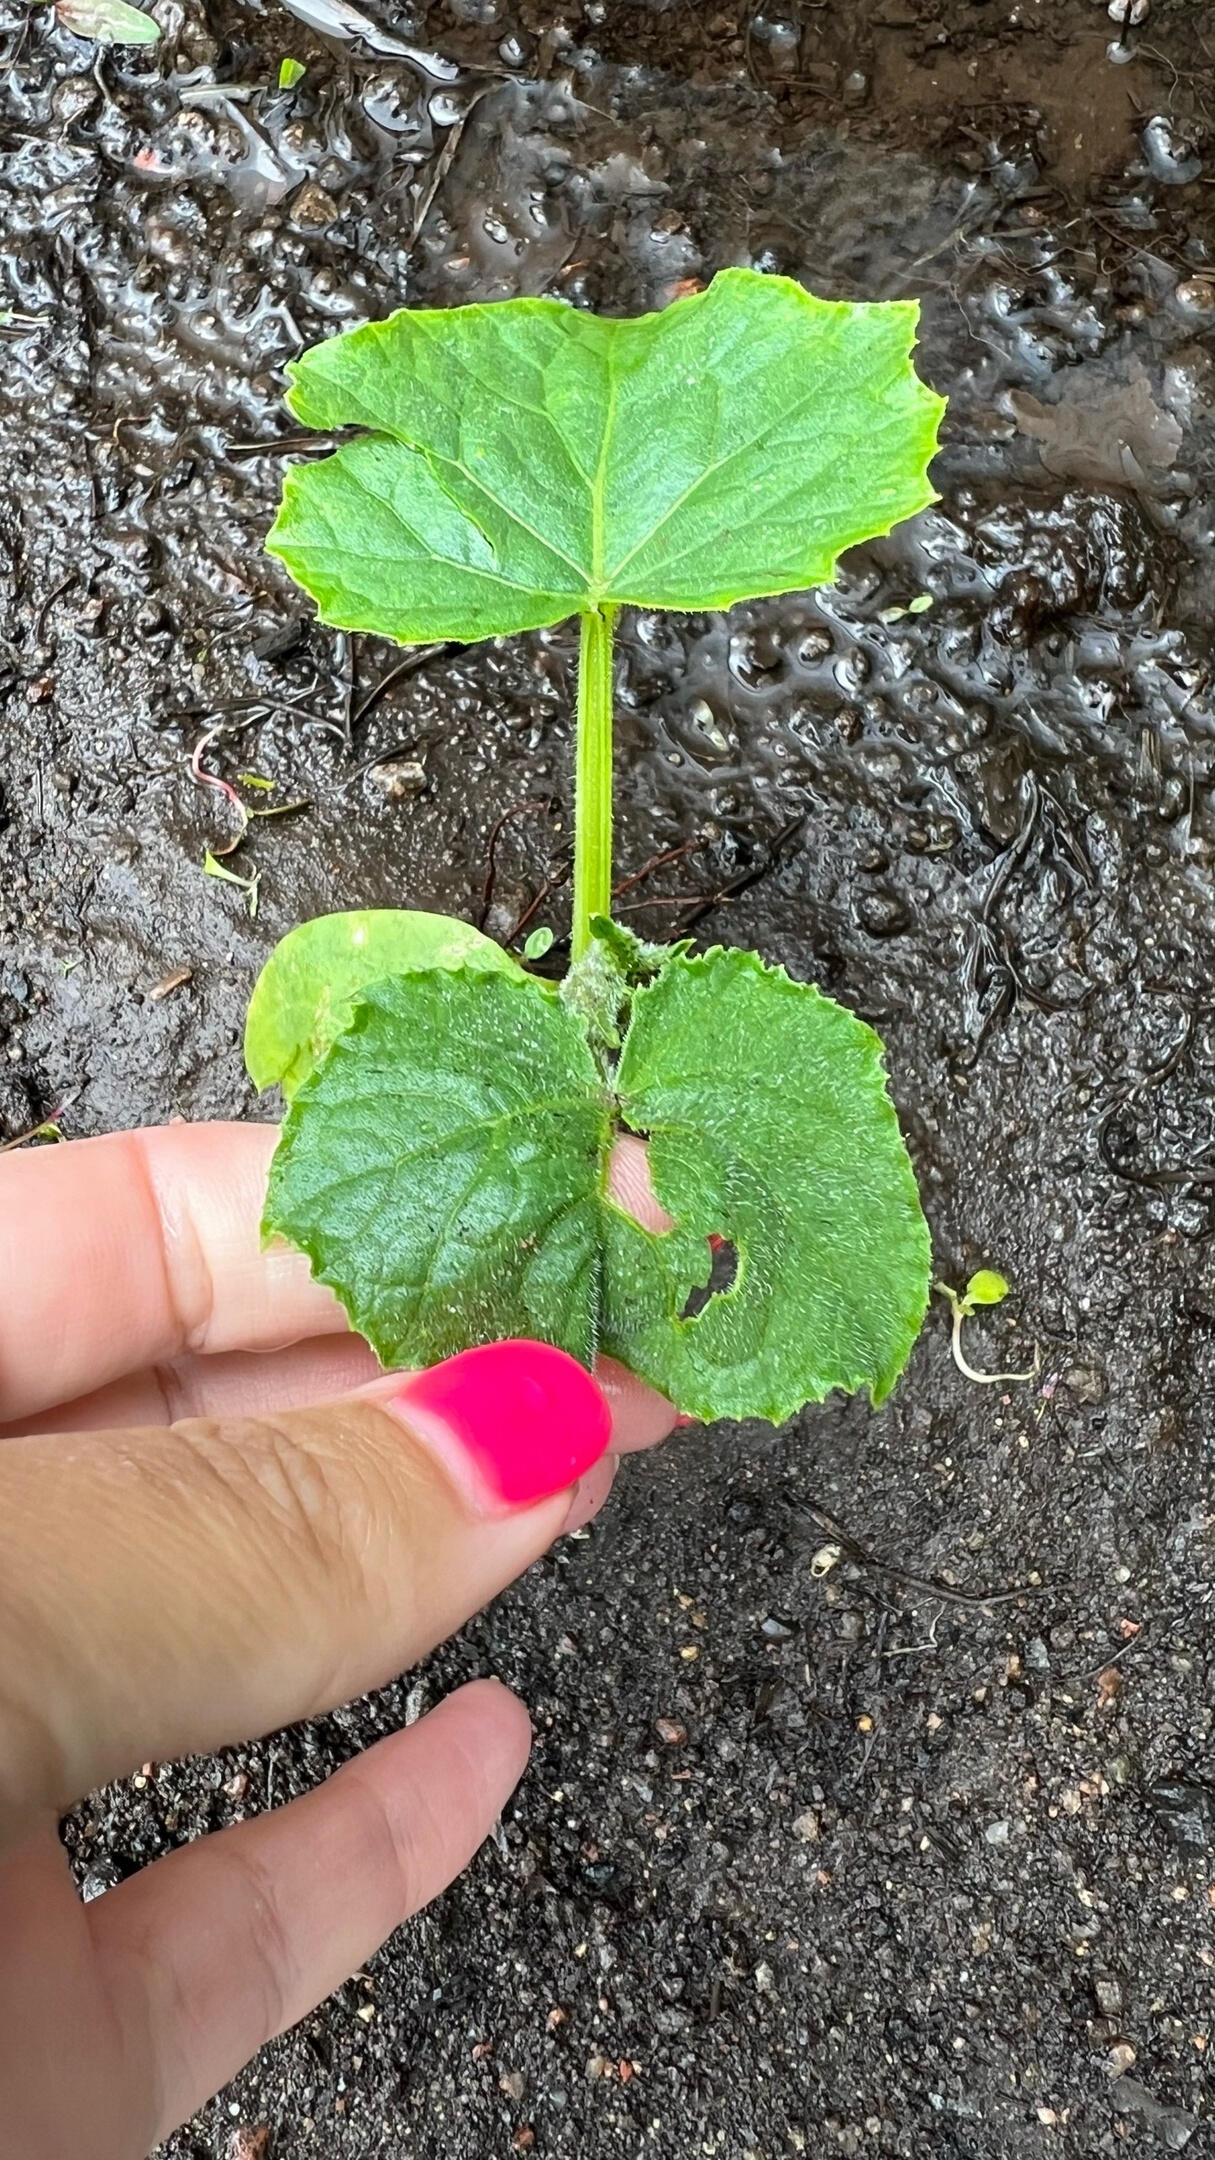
[245, 908, 525, 1099]
[601, 948, 931, 1421]
[263, 944, 930, 1421]
[267, 269, 944, 640]
[266, 969, 609, 1367]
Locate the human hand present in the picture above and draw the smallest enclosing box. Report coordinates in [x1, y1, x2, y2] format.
[0, 1121, 676, 2160]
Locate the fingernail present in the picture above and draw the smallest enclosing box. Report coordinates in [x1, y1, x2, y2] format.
[389, 1340, 612, 1516]
[673, 1412, 700, 1430]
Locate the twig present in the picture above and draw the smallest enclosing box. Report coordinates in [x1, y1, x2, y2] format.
[799, 1505, 1054, 1612]
[477, 796, 553, 930]
[0, 1091, 80, 1154]
[669, 813, 805, 936]
[408, 87, 490, 246]
[34, 573, 74, 645]
[506, 865, 570, 944]
[612, 835, 709, 900]
[349, 643, 455, 732]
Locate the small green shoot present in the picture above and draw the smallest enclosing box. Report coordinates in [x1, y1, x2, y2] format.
[203, 849, 261, 918]
[238, 771, 277, 792]
[55, 0, 160, 41]
[277, 56, 305, 87]
[523, 925, 555, 961]
[250, 270, 946, 1423]
[0, 1117, 64, 1155]
[934, 1272, 1039, 1387]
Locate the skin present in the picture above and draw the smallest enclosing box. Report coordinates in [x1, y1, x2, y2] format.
[0, 1122, 676, 2160]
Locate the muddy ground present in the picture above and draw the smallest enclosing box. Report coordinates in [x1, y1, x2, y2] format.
[4, 0, 1215, 2151]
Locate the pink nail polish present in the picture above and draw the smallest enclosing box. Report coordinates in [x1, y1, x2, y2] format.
[390, 1340, 612, 1515]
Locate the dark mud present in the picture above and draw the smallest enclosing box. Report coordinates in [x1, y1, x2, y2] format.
[5, 0, 1215, 2152]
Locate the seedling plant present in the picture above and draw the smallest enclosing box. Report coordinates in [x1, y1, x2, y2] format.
[245, 269, 945, 1424]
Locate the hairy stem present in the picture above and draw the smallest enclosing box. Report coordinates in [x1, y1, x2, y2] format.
[571, 605, 616, 961]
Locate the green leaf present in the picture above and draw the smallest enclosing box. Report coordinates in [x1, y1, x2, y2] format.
[262, 938, 930, 1423]
[245, 908, 527, 1099]
[266, 968, 609, 1366]
[56, 0, 160, 41]
[278, 55, 305, 86]
[267, 269, 944, 642]
[602, 949, 931, 1420]
[523, 925, 555, 960]
[964, 1268, 1008, 1309]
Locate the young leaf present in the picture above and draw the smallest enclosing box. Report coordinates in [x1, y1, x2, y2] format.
[964, 1268, 1008, 1309]
[265, 968, 609, 1367]
[267, 269, 944, 641]
[245, 907, 527, 1099]
[601, 949, 931, 1420]
[56, 0, 160, 41]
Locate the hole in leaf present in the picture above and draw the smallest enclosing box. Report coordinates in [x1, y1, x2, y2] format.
[681, 1234, 739, 1321]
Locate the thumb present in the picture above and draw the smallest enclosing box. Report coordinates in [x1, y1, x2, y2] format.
[0, 1340, 611, 1831]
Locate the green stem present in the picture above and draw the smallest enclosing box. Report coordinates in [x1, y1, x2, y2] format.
[572, 605, 616, 961]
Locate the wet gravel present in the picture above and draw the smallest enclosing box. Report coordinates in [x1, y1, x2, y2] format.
[3, 0, 1215, 2152]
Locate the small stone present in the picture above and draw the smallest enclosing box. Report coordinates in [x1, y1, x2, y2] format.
[984, 1819, 1011, 1846]
[512, 2133, 535, 2154]
[855, 888, 910, 938]
[1176, 277, 1215, 313]
[1062, 1364, 1107, 1404]
[1093, 1974, 1124, 2017]
[499, 2070, 526, 2102]
[1108, 2041, 1137, 2077]
[1108, 0, 1147, 20]
[291, 184, 340, 230]
[793, 1809, 820, 1842]
[754, 1961, 776, 1994]
[1096, 1667, 1122, 1710]
[654, 1717, 688, 1746]
[369, 758, 427, 799]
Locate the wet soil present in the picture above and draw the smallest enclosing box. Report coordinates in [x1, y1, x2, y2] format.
[4, 0, 1215, 2152]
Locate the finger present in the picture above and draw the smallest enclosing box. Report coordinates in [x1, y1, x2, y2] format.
[2, 1335, 384, 1438]
[0, 1124, 347, 1426]
[90, 1682, 529, 2149]
[0, 1341, 625, 1824]
[0, 1125, 680, 1437]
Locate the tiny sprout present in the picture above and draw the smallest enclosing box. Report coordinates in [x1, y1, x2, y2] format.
[810, 1542, 842, 1580]
[907, 593, 934, 615]
[203, 849, 261, 918]
[933, 1272, 1038, 1388]
[278, 56, 306, 87]
[964, 1269, 1008, 1310]
[523, 925, 555, 961]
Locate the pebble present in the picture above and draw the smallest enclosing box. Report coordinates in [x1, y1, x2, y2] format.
[793, 1809, 820, 1842]
[290, 185, 340, 230]
[855, 889, 911, 938]
[1093, 1974, 1124, 2017]
[1062, 1363, 1107, 1404]
[369, 759, 427, 799]
[655, 1717, 688, 1745]
[984, 1819, 1011, 1846]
